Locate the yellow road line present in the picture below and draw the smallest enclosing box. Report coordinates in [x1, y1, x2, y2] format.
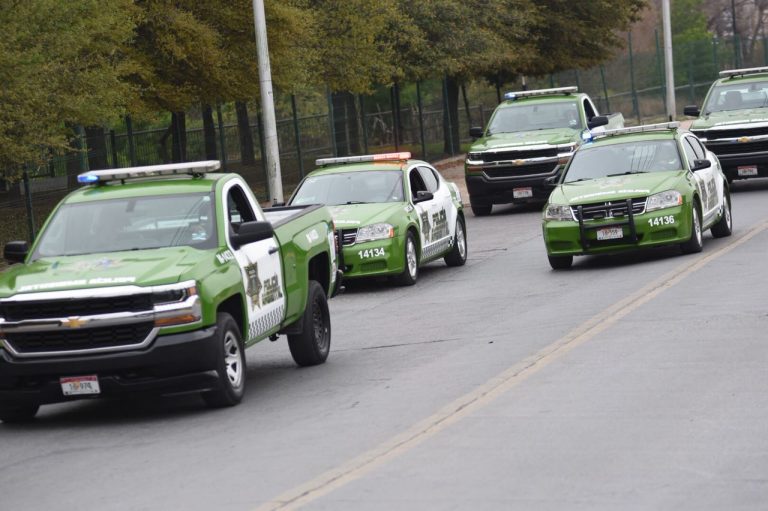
[255, 221, 768, 511]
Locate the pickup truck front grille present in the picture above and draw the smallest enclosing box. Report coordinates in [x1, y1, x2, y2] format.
[484, 162, 559, 178]
[4, 323, 156, 355]
[341, 229, 358, 246]
[696, 126, 768, 140]
[480, 148, 559, 162]
[0, 295, 153, 321]
[572, 198, 646, 221]
[709, 140, 768, 156]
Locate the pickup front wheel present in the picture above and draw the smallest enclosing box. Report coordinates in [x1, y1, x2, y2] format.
[0, 403, 40, 424]
[202, 313, 246, 408]
[288, 281, 331, 366]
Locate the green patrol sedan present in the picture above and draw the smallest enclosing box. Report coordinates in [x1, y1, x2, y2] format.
[289, 152, 467, 285]
[542, 122, 733, 270]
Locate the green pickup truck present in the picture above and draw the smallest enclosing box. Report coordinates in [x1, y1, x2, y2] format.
[0, 161, 340, 422]
[685, 66, 768, 182]
[466, 86, 624, 216]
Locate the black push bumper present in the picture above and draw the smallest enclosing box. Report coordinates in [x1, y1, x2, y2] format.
[0, 326, 222, 406]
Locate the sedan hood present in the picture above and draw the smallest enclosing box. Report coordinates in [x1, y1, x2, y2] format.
[551, 171, 687, 205]
[329, 202, 406, 228]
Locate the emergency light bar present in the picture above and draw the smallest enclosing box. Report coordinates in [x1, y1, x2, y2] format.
[77, 161, 220, 184]
[503, 86, 578, 101]
[719, 66, 768, 79]
[596, 122, 680, 139]
[315, 152, 411, 167]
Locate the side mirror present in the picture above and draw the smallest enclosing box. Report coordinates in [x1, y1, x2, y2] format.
[691, 159, 712, 171]
[587, 115, 609, 129]
[413, 191, 434, 204]
[230, 221, 274, 249]
[469, 127, 485, 139]
[683, 105, 701, 117]
[4, 241, 29, 264]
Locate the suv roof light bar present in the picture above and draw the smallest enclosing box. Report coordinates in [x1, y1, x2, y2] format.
[315, 152, 411, 167]
[77, 161, 220, 185]
[595, 122, 680, 139]
[503, 86, 578, 101]
[719, 66, 768, 79]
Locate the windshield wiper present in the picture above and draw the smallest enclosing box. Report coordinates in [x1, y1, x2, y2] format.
[606, 171, 649, 177]
[565, 178, 594, 183]
[344, 201, 369, 204]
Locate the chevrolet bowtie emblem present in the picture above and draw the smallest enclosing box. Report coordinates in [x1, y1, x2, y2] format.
[738, 136, 751, 143]
[62, 316, 87, 329]
[513, 159, 525, 166]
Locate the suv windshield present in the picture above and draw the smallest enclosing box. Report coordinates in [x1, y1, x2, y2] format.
[291, 170, 404, 206]
[704, 80, 768, 113]
[564, 139, 682, 183]
[33, 193, 217, 258]
[487, 101, 582, 134]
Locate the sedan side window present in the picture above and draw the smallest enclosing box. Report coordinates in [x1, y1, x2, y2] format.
[409, 168, 428, 200]
[682, 139, 699, 168]
[417, 167, 439, 193]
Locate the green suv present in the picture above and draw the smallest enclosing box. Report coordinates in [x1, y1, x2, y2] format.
[542, 123, 732, 269]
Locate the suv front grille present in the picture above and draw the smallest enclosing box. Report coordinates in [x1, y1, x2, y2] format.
[0, 295, 153, 321]
[572, 198, 646, 221]
[5, 323, 155, 355]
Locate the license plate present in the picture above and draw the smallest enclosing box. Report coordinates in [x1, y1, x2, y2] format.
[596, 227, 623, 240]
[60, 375, 100, 396]
[738, 165, 758, 176]
[513, 187, 533, 198]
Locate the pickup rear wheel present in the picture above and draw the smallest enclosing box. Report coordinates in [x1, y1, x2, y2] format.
[0, 403, 39, 424]
[288, 281, 331, 367]
[470, 200, 492, 217]
[202, 313, 246, 408]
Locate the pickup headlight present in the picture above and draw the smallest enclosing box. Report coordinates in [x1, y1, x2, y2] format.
[466, 152, 484, 164]
[356, 223, 395, 243]
[544, 204, 574, 221]
[152, 280, 201, 327]
[645, 190, 683, 212]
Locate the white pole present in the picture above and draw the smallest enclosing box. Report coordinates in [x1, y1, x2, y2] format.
[662, 0, 676, 120]
[252, 0, 283, 203]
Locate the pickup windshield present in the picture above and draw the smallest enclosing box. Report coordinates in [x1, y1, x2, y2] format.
[563, 140, 682, 183]
[33, 193, 218, 258]
[487, 101, 582, 134]
[704, 80, 768, 113]
[291, 171, 404, 205]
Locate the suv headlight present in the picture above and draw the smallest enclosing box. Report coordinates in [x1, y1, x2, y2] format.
[544, 204, 574, 221]
[645, 190, 682, 212]
[356, 223, 395, 243]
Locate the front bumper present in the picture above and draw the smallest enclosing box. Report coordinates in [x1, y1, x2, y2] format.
[543, 204, 692, 256]
[465, 165, 559, 204]
[340, 235, 407, 279]
[0, 326, 222, 406]
[707, 149, 768, 180]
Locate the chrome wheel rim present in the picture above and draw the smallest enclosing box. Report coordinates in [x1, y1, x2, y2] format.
[694, 209, 702, 245]
[406, 239, 417, 278]
[725, 198, 732, 229]
[223, 331, 243, 388]
[457, 222, 466, 259]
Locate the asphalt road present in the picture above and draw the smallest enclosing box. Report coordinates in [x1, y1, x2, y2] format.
[2, 177, 768, 511]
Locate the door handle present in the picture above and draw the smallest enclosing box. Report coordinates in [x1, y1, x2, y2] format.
[268, 246, 279, 255]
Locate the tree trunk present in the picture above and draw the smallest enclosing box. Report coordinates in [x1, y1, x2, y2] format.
[202, 104, 218, 160]
[442, 76, 460, 155]
[236, 101, 255, 165]
[171, 112, 187, 163]
[332, 92, 360, 156]
[84, 126, 108, 170]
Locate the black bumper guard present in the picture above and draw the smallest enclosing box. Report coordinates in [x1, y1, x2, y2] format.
[577, 199, 638, 250]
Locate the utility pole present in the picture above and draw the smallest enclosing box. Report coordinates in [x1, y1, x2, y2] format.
[252, 0, 283, 203]
[662, 0, 676, 121]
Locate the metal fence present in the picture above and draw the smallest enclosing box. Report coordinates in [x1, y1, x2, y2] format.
[2, 33, 766, 250]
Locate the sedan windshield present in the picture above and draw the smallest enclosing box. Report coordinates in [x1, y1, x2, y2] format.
[487, 101, 582, 134]
[33, 193, 217, 258]
[704, 80, 768, 113]
[563, 140, 682, 183]
[291, 171, 404, 206]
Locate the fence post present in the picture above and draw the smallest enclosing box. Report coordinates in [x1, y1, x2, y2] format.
[495, 75, 502, 103]
[216, 104, 227, 171]
[549, 74, 555, 88]
[125, 115, 137, 166]
[22, 166, 35, 241]
[574, 69, 581, 91]
[443, 77, 455, 156]
[600, 65, 611, 113]
[628, 32, 640, 123]
[688, 50, 696, 103]
[360, 95, 369, 154]
[326, 89, 337, 157]
[763, 36, 768, 65]
[291, 94, 304, 178]
[712, 37, 720, 78]
[416, 81, 427, 159]
[76, 125, 89, 172]
[109, 130, 119, 168]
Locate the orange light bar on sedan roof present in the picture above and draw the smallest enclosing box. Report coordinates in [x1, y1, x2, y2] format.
[315, 152, 411, 167]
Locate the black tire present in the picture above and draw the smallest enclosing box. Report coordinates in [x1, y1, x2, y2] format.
[395, 232, 419, 286]
[288, 281, 331, 367]
[202, 313, 246, 408]
[680, 202, 704, 254]
[0, 403, 40, 424]
[711, 191, 733, 238]
[470, 200, 492, 217]
[548, 254, 573, 270]
[444, 217, 467, 267]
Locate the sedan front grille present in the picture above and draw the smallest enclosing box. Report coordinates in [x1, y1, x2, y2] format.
[572, 198, 646, 221]
[341, 229, 358, 246]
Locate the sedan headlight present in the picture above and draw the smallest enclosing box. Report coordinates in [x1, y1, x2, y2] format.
[356, 223, 395, 243]
[645, 190, 683, 212]
[544, 204, 574, 221]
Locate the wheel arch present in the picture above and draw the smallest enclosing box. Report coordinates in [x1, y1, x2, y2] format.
[217, 293, 246, 338]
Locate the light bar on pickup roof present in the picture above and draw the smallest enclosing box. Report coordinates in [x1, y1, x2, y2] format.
[719, 66, 768, 79]
[503, 86, 577, 101]
[595, 122, 680, 139]
[315, 152, 411, 167]
[77, 161, 220, 184]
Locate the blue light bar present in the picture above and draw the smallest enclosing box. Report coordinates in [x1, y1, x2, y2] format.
[503, 86, 578, 102]
[76, 161, 221, 185]
[77, 174, 99, 184]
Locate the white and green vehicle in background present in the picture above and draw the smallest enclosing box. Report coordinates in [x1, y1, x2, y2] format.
[0, 162, 340, 422]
